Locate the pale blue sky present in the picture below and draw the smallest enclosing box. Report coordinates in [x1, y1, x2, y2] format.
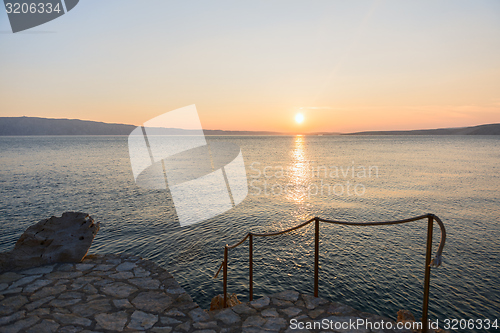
[1, 1, 499, 132]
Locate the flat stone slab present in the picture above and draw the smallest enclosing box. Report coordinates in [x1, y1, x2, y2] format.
[250, 296, 270, 309]
[272, 290, 300, 302]
[0, 253, 442, 333]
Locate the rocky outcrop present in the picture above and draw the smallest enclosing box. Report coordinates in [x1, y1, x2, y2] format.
[397, 309, 416, 323]
[0, 212, 99, 272]
[210, 293, 241, 310]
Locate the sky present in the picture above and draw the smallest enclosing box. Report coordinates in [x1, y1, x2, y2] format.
[1, 0, 499, 133]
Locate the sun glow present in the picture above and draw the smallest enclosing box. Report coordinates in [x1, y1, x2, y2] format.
[295, 113, 304, 124]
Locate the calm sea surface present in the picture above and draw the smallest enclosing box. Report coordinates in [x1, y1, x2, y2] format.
[0, 136, 499, 330]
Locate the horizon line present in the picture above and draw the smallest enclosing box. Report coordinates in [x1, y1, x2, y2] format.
[1, 115, 500, 135]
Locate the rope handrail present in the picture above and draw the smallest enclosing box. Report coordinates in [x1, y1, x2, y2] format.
[317, 214, 446, 268]
[249, 218, 316, 238]
[213, 217, 316, 279]
[214, 214, 445, 278]
[212, 213, 446, 333]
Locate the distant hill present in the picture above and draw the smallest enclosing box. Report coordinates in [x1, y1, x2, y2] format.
[0, 117, 136, 135]
[0, 116, 499, 135]
[344, 123, 500, 135]
[0, 117, 307, 136]
[204, 129, 283, 136]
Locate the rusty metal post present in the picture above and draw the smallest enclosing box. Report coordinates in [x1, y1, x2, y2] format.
[249, 234, 253, 301]
[421, 215, 434, 333]
[223, 246, 228, 308]
[314, 217, 319, 297]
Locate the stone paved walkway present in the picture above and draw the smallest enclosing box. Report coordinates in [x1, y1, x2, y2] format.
[0, 253, 419, 333]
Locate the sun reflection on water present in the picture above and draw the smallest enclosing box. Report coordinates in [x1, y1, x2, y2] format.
[286, 135, 309, 204]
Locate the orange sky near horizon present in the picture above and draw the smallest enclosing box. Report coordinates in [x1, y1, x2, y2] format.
[1, 1, 499, 133]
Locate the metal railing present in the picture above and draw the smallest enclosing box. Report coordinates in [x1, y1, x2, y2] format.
[213, 213, 446, 333]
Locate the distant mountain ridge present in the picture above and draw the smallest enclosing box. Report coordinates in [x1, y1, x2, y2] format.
[0, 117, 136, 136]
[345, 123, 500, 135]
[0, 117, 284, 136]
[0, 116, 499, 135]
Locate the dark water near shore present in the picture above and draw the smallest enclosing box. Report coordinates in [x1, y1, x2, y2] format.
[0, 135, 499, 330]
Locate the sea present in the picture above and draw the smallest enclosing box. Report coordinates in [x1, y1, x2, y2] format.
[0, 135, 499, 331]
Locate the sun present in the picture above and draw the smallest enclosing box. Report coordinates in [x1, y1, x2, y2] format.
[295, 113, 304, 124]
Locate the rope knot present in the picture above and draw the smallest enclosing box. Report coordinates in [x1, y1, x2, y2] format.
[430, 254, 443, 268]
